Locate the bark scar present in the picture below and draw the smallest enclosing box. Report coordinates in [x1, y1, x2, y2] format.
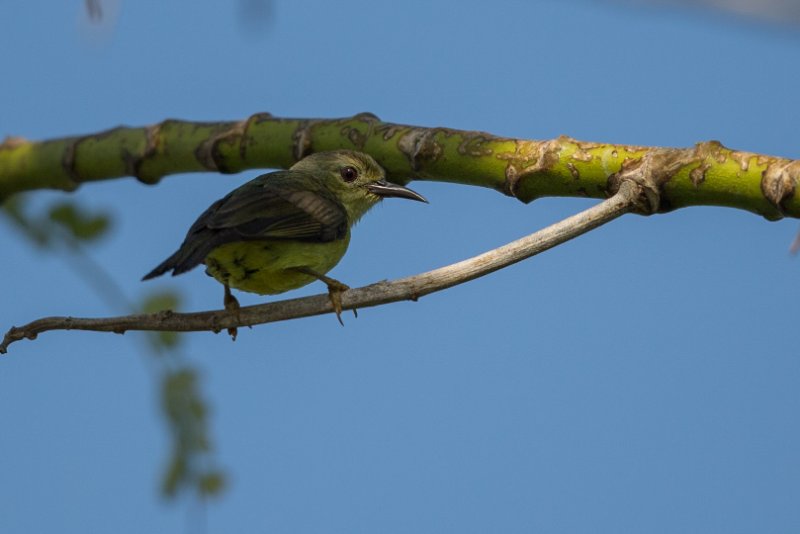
[195, 120, 247, 174]
[761, 160, 800, 218]
[398, 128, 443, 172]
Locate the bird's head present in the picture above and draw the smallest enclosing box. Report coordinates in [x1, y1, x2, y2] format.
[291, 150, 427, 222]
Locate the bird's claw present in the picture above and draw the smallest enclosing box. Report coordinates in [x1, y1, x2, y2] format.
[223, 284, 240, 341]
[325, 280, 352, 326]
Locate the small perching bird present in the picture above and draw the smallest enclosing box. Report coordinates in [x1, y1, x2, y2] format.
[143, 150, 427, 326]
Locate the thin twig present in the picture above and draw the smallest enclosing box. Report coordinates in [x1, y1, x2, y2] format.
[1, 182, 641, 354]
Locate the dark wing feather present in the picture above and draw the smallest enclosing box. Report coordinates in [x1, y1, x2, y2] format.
[142, 171, 348, 279]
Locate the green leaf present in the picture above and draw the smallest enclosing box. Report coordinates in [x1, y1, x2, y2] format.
[47, 201, 111, 241]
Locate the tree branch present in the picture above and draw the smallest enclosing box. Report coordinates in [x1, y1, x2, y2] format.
[1, 113, 797, 219]
[0, 181, 641, 354]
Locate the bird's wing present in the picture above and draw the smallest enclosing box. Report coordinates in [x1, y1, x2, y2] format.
[201, 171, 348, 242]
[142, 171, 348, 279]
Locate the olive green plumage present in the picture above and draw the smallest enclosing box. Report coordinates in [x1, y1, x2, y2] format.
[142, 150, 426, 297]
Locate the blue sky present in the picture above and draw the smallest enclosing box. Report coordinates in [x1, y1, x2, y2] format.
[2, 1, 800, 532]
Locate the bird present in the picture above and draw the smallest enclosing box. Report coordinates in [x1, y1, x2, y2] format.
[142, 150, 427, 328]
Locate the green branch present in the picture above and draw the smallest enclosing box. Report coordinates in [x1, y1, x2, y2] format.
[1, 112, 797, 219]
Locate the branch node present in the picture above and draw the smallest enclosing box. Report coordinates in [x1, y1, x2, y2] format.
[502, 138, 562, 200]
[339, 113, 379, 149]
[247, 111, 273, 123]
[292, 119, 317, 162]
[761, 160, 800, 219]
[353, 111, 380, 122]
[195, 121, 248, 174]
[134, 123, 163, 184]
[607, 148, 685, 214]
[398, 128, 443, 172]
[243, 112, 274, 159]
[60, 139, 82, 191]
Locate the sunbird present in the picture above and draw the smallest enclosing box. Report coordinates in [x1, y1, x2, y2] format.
[142, 150, 427, 324]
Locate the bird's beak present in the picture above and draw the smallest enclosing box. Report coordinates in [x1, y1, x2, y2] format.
[366, 180, 428, 203]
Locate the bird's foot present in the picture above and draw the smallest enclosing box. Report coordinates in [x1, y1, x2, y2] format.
[291, 268, 357, 325]
[223, 284, 240, 341]
[324, 279, 354, 326]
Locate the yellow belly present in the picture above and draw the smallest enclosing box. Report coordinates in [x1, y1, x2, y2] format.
[203, 236, 350, 295]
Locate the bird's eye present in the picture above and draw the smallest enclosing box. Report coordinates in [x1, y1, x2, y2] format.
[340, 166, 358, 182]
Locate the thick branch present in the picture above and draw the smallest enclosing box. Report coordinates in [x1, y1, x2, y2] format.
[1, 113, 797, 219]
[0, 182, 640, 354]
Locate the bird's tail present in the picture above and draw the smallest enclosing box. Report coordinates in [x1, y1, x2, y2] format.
[142, 249, 182, 280]
[142, 244, 208, 281]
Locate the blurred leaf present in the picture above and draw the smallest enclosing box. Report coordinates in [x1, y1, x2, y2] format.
[141, 291, 181, 314]
[198, 472, 226, 496]
[162, 368, 197, 422]
[2, 195, 51, 247]
[189, 398, 207, 422]
[5, 192, 223, 502]
[161, 455, 186, 498]
[160, 367, 224, 499]
[86, 0, 102, 21]
[151, 331, 181, 350]
[141, 291, 183, 349]
[237, 0, 274, 36]
[48, 201, 111, 241]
